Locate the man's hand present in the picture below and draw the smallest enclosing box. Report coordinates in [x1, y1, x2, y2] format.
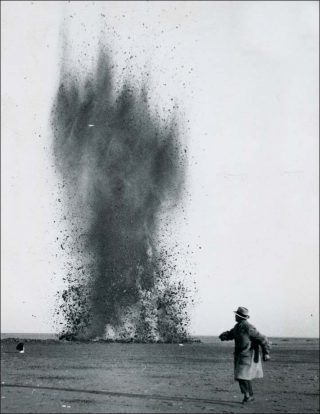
[219, 332, 228, 341]
[263, 354, 271, 361]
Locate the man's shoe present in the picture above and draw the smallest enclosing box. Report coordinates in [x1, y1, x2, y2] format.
[242, 396, 255, 403]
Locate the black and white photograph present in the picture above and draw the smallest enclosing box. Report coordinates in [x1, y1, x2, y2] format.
[1, 1, 319, 413]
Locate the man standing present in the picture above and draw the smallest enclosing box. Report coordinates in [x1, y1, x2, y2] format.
[219, 306, 271, 403]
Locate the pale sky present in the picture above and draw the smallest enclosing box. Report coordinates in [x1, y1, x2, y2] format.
[1, 1, 319, 337]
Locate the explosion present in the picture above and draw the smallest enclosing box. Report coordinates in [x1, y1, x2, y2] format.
[51, 47, 191, 342]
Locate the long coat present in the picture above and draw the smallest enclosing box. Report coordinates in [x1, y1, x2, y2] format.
[220, 320, 270, 381]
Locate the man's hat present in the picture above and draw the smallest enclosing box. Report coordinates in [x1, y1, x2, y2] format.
[234, 306, 250, 319]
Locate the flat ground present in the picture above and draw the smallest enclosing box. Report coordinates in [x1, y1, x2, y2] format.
[1, 338, 319, 413]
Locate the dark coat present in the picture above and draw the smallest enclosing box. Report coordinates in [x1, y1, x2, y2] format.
[220, 319, 270, 380]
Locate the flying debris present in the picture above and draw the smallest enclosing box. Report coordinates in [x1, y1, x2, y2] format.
[52, 47, 191, 342]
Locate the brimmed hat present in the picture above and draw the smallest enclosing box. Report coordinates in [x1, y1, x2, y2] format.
[234, 306, 250, 319]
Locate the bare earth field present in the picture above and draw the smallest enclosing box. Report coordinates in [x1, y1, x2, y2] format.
[1, 337, 319, 413]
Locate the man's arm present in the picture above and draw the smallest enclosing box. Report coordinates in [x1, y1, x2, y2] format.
[219, 328, 235, 341]
[247, 324, 271, 359]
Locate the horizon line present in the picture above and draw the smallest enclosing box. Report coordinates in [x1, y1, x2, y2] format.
[1, 332, 319, 339]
